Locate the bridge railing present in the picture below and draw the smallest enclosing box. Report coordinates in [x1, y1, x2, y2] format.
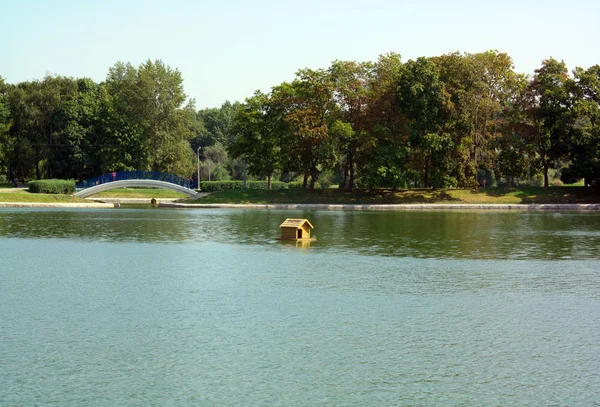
[76, 171, 193, 190]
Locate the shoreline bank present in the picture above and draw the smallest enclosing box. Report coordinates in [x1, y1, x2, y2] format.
[2, 201, 600, 211]
[159, 202, 600, 212]
[0, 202, 116, 208]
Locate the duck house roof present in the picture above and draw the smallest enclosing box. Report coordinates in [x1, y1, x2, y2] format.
[279, 218, 314, 229]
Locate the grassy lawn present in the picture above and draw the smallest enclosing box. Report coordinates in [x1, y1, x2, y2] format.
[89, 188, 187, 198]
[3, 185, 597, 205]
[187, 186, 600, 205]
[0, 190, 90, 203]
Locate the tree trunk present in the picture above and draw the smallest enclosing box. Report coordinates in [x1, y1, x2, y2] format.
[543, 161, 549, 188]
[473, 144, 478, 184]
[302, 173, 308, 189]
[348, 161, 355, 192]
[309, 164, 318, 189]
[267, 174, 272, 190]
[424, 160, 430, 188]
[342, 166, 348, 190]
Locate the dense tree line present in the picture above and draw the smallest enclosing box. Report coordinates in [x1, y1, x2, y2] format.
[1, 52, 600, 189]
[0, 60, 197, 182]
[229, 52, 600, 189]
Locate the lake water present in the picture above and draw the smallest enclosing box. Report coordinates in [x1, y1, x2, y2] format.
[0, 208, 599, 406]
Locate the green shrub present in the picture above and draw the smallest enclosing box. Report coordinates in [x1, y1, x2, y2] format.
[28, 179, 76, 194]
[199, 180, 289, 192]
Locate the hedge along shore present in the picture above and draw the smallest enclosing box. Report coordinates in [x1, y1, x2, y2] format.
[0, 202, 117, 208]
[160, 202, 600, 212]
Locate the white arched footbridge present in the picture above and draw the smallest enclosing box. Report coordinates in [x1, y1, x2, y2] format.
[74, 171, 199, 198]
[74, 179, 199, 198]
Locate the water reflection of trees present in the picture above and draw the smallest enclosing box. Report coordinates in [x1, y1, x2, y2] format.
[216, 210, 600, 260]
[0, 209, 194, 243]
[1, 209, 598, 260]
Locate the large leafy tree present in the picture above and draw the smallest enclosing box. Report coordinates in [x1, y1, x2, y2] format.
[434, 51, 523, 186]
[494, 79, 538, 186]
[4, 76, 82, 180]
[53, 78, 102, 179]
[397, 57, 453, 188]
[100, 60, 195, 176]
[361, 53, 410, 188]
[135, 60, 195, 175]
[229, 92, 282, 189]
[99, 62, 147, 171]
[272, 69, 337, 189]
[524, 58, 573, 187]
[329, 60, 374, 191]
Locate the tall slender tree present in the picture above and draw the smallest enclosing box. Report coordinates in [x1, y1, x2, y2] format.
[525, 58, 573, 187]
[397, 57, 453, 187]
[329, 60, 374, 190]
[229, 92, 282, 189]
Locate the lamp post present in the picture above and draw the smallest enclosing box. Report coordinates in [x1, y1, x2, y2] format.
[197, 146, 201, 191]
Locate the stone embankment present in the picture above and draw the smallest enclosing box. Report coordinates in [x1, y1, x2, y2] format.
[160, 203, 600, 212]
[0, 197, 185, 208]
[0, 202, 116, 208]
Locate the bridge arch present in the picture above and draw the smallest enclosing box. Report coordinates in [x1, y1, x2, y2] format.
[74, 179, 199, 198]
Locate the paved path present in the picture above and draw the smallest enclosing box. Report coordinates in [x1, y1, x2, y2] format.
[0, 187, 29, 192]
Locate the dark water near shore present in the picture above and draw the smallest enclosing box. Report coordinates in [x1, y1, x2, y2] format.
[0, 208, 599, 406]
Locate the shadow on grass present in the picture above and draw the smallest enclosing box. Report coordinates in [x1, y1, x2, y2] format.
[479, 186, 600, 204]
[191, 186, 600, 205]
[335, 189, 461, 204]
[475, 187, 514, 197]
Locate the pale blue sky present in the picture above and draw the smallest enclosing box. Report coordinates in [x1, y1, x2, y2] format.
[1, 0, 598, 108]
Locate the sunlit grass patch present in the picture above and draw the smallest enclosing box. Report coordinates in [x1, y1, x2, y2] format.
[0, 191, 90, 203]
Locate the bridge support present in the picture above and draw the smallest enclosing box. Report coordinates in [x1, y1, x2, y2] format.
[74, 180, 199, 198]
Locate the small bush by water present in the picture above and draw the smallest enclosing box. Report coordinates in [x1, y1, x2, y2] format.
[28, 179, 75, 194]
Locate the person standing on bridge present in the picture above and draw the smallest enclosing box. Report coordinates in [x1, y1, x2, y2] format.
[112, 171, 117, 182]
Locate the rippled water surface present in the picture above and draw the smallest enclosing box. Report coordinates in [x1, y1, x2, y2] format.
[1, 208, 599, 406]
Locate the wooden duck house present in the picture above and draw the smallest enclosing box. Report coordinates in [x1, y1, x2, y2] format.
[279, 218, 315, 241]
